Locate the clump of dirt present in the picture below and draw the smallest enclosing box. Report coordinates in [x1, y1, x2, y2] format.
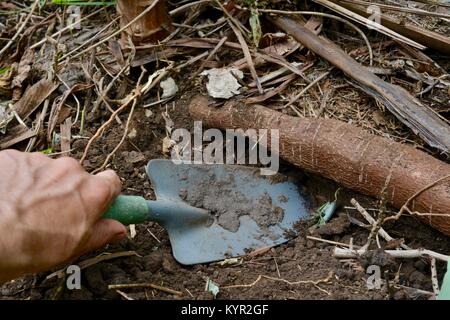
[314, 213, 351, 237]
[359, 249, 399, 271]
[178, 166, 285, 233]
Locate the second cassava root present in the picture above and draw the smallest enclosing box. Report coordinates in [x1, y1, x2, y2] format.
[189, 96, 450, 237]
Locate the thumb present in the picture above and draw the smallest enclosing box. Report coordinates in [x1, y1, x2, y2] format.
[83, 219, 127, 253]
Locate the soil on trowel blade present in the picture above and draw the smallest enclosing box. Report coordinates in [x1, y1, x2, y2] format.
[178, 166, 285, 233]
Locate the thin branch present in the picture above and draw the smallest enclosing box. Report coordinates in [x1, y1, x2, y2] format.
[67, 0, 162, 61]
[108, 283, 182, 296]
[228, 20, 263, 94]
[384, 174, 450, 223]
[0, 0, 39, 58]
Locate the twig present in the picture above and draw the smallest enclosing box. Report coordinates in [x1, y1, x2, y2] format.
[350, 198, 405, 247]
[87, 62, 143, 168]
[93, 60, 131, 121]
[79, 66, 169, 164]
[190, 36, 227, 79]
[0, 0, 39, 58]
[223, 271, 333, 289]
[312, 0, 426, 49]
[396, 284, 435, 298]
[430, 258, 440, 296]
[334, 247, 450, 262]
[274, 257, 281, 278]
[173, 52, 208, 71]
[185, 288, 194, 298]
[108, 283, 183, 296]
[214, 0, 250, 34]
[29, 8, 106, 50]
[146, 228, 161, 243]
[46, 251, 138, 279]
[91, 98, 137, 174]
[59, 17, 120, 61]
[416, 80, 439, 97]
[247, 246, 272, 258]
[116, 289, 134, 300]
[339, 0, 450, 19]
[25, 99, 50, 152]
[384, 174, 450, 223]
[307, 235, 358, 248]
[67, 0, 162, 62]
[46, 149, 75, 157]
[79, 50, 96, 135]
[169, 0, 212, 16]
[283, 70, 331, 110]
[228, 20, 263, 94]
[223, 275, 262, 289]
[249, 62, 302, 87]
[241, 8, 374, 66]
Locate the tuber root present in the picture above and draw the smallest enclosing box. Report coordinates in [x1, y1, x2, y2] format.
[189, 96, 450, 237]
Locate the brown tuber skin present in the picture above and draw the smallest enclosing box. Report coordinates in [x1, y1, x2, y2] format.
[189, 96, 450, 237]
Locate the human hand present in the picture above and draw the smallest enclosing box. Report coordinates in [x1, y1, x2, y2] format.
[0, 150, 126, 283]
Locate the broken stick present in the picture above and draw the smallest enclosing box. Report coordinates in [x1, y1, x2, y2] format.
[335, 1, 450, 55]
[334, 248, 449, 262]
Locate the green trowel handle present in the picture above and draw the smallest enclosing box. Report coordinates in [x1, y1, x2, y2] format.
[103, 195, 150, 225]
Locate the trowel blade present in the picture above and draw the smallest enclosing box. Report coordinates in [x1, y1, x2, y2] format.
[146, 159, 310, 265]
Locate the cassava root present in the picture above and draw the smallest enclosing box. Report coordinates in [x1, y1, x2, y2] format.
[189, 96, 450, 237]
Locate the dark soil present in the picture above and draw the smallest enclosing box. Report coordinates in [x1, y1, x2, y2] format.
[2, 83, 450, 300]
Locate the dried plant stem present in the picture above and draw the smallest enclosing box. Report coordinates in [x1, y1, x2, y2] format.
[334, 247, 449, 262]
[46, 251, 138, 280]
[67, 0, 162, 62]
[190, 36, 227, 79]
[350, 198, 410, 250]
[169, 0, 212, 16]
[79, 95, 135, 164]
[0, 0, 39, 58]
[79, 67, 169, 165]
[384, 174, 450, 223]
[224, 272, 333, 289]
[430, 258, 440, 295]
[228, 20, 263, 94]
[91, 98, 137, 174]
[108, 283, 182, 296]
[283, 70, 331, 110]
[241, 8, 374, 66]
[307, 235, 358, 248]
[339, 0, 450, 19]
[29, 8, 106, 50]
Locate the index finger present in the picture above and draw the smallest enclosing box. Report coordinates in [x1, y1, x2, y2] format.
[82, 170, 123, 219]
[95, 170, 122, 200]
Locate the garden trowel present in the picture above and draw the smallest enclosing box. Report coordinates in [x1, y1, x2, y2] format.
[103, 159, 310, 265]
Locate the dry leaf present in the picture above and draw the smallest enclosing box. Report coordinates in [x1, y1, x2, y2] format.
[12, 49, 34, 89]
[201, 68, 243, 99]
[13, 79, 58, 119]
